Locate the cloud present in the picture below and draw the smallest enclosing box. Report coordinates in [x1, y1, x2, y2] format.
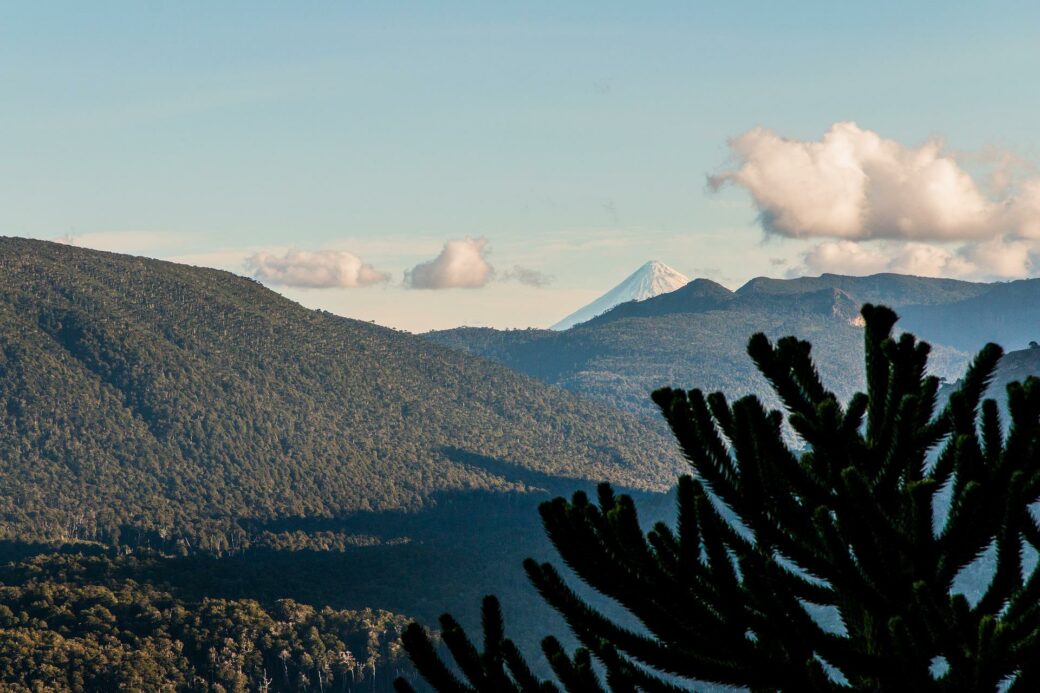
[501, 265, 554, 287]
[713, 123, 1040, 281]
[405, 238, 495, 289]
[801, 239, 1031, 280]
[710, 122, 1040, 242]
[247, 248, 390, 288]
[801, 242, 889, 275]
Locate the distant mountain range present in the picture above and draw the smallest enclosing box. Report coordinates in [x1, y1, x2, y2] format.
[550, 260, 689, 330]
[429, 269, 1040, 419]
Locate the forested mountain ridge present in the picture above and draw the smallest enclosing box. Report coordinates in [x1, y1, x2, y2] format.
[428, 287, 879, 417]
[425, 272, 1024, 419]
[0, 237, 681, 550]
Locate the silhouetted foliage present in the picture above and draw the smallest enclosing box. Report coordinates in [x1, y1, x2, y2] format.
[399, 305, 1040, 691]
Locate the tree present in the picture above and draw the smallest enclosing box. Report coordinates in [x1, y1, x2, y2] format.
[395, 304, 1040, 692]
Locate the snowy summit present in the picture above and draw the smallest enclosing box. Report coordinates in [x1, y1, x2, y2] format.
[550, 260, 690, 331]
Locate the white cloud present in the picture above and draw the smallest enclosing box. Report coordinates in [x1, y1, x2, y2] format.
[714, 123, 1040, 281]
[802, 241, 889, 275]
[802, 239, 1032, 280]
[405, 237, 495, 289]
[501, 265, 553, 287]
[959, 237, 1032, 277]
[247, 248, 390, 288]
[710, 122, 1040, 242]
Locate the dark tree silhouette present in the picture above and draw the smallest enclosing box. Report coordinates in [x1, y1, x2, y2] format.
[395, 304, 1040, 692]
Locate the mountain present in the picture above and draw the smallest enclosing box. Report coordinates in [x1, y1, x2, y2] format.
[431, 287, 874, 419]
[549, 260, 689, 330]
[736, 273, 989, 306]
[0, 237, 681, 547]
[898, 278, 1040, 352]
[427, 272, 1036, 421]
[582, 278, 734, 326]
[940, 343, 1040, 409]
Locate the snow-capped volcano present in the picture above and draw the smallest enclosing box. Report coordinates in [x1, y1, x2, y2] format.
[550, 260, 690, 330]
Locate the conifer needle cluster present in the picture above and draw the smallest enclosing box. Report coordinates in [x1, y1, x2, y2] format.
[396, 305, 1040, 692]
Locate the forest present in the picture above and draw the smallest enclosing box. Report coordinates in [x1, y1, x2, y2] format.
[0, 238, 681, 549]
[0, 239, 689, 690]
[6, 239, 1040, 689]
[0, 549, 412, 692]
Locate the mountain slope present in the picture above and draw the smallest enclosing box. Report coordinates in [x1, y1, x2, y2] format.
[428, 273, 1002, 420]
[940, 343, 1040, 408]
[432, 288, 873, 418]
[582, 278, 734, 327]
[899, 278, 1040, 351]
[0, 237, 681, 547]
[550, 260, 689, 330]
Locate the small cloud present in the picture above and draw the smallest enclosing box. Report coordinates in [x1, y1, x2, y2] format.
[405, 238, 495, 289]
[769, 257, 788, 267]
[502, 265, 554, 287]
[247, 248, 390, 288]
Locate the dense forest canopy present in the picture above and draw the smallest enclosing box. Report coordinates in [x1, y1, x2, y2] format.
[0, 550, 413, 692]
[0, 237, 682, 550]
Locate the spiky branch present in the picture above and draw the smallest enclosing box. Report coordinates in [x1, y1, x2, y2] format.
[396, 305, 1040, 692]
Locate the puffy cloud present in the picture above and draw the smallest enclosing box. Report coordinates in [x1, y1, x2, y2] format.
[502, 265, 554, 287]
[405, 238, 495, 289]
[802, 241, 889, 276]
[960, 237, 1032, 277]
[714, 123, 1040, 281]
[710, 122, 1040, 242]
[802, 239, 1032, 280]
[247, 248, 390, 288]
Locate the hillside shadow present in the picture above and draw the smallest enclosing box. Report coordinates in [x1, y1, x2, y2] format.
[0, 470, 679, 671]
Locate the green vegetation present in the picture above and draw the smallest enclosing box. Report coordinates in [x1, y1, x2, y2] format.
[0, 551, 411, 692]
[0, 238, 688, 689]
[400, 305, 1040, 691]
[0, 237, 680, 549]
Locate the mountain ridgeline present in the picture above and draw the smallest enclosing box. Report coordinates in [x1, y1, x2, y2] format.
[0, 238, 681, 550]
[428, 271, 1040, 419]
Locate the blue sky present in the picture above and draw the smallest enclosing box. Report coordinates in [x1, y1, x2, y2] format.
[3, 2, 1039, 330]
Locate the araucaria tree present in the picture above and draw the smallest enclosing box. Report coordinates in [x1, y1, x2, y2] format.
[395, 305, 1040, 692]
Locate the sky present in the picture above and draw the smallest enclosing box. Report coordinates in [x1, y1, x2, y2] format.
[3, 2, 1040, 331]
